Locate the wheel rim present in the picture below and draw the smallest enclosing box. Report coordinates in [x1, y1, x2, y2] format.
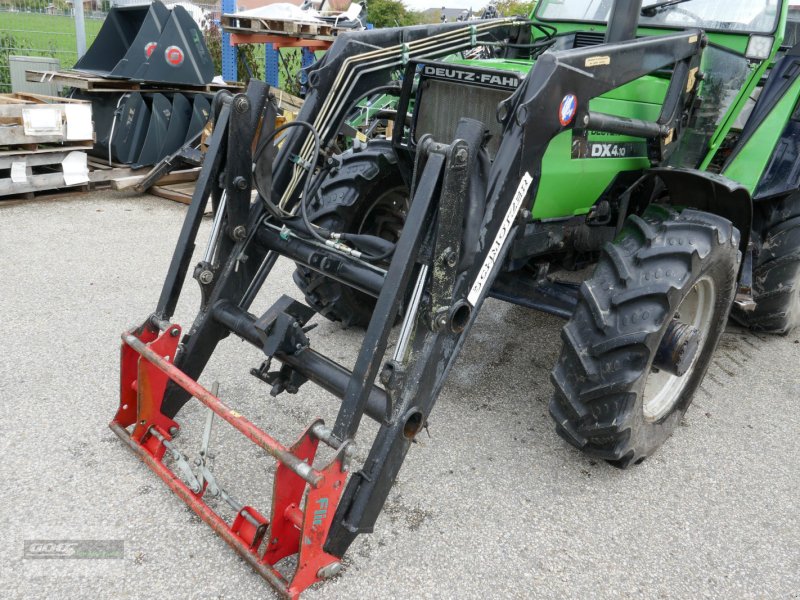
[642, 276, 717, 423]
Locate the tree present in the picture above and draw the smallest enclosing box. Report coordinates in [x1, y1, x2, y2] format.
[366, 0, 419, 28]
[493, 0, 536, 18]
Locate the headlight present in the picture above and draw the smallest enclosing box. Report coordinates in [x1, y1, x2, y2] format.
[746, 35, 774, 60]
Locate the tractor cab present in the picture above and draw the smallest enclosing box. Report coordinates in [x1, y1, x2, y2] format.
[512, 0, 789, 218]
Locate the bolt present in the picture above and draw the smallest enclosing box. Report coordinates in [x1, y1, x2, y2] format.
[443, 248, 458, 268]
[436, 313, 448, 330]
[583, 114, 590, 126]
[170, 327, 180, 337]
[454, 147, 468, 164]
[379, 364, 393, 385]
[233, 225, 247, 240]
[233, 176, 248, 190]
[233, 95, 249, 113]
[295, 343, 303, 351]
[516, 105, 528, 125]
[169, 426, 179, 437]
[198, 270, 214, 285]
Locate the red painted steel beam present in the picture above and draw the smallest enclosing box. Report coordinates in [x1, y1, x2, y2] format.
[229, 33, 332, 49]
[109, 421, 296, 598]
[121, 331, 323, 488]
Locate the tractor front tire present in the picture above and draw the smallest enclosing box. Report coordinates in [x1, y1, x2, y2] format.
[732, 192, 800, 334]
[292, 140, 408, 328]
[549, 205, 740, 468]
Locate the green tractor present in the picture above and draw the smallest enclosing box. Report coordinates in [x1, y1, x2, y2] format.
[114, 0, 800, 594]
[295, 0, 800, 466]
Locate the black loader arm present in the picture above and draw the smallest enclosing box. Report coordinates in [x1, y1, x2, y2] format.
[324, 28, 707, 555]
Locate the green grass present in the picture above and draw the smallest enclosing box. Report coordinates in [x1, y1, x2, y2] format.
[1, 11, 104, 67]
[1, 11, 307, 93]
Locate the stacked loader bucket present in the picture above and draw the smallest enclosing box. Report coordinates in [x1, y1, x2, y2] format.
[74, 2, 213, 86]
[75, 91, 211, 167]
[71, 1, 215, 167]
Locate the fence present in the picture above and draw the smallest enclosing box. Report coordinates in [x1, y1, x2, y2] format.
[0, 0, 221, 93]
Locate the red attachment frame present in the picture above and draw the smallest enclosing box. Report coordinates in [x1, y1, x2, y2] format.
[111, 323, 350, 599]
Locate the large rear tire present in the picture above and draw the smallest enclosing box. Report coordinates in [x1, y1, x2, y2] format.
[732, 192, 800, 334]
[292, 140, 408, 328]
[549, 205, 740, 468]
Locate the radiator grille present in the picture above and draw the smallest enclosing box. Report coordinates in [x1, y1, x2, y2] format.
[414, 79, 511, 158]
[574, 31, 606, 48]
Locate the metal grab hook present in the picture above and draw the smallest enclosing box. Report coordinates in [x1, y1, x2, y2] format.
[148, 427, 202, 494]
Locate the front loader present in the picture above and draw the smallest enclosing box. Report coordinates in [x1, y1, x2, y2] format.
[112, 0, 800, 596]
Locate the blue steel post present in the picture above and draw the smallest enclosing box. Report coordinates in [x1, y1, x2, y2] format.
[221, 0, 238, 81]
[265, 44, 280, 88]
[300, 47, 316, 96]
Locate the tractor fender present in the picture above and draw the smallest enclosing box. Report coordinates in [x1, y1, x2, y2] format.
[640, 167, 752, 257]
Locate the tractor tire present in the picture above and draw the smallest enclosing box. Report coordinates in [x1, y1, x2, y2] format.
[549, 205, 740, 468]
[732, 192, 800, 334]
[292, 140, 409, 328]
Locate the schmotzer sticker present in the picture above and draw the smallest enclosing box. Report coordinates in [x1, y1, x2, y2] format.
[559, 94, 577, 127]
[467, 172, 533, 306]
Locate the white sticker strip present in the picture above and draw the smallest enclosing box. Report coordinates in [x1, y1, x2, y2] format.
[62, 151, 89, 186]
[10, 161, 27, 184]
[467, 172, 533, 306]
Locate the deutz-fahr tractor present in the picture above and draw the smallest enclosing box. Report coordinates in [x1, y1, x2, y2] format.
[112, 1, 800, 596]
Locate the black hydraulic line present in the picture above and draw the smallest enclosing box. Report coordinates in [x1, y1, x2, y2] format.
[256, 225, 385, 297]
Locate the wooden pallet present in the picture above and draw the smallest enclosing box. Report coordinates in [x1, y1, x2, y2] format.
[0, 150, 143, 198]
[0, 93, 93, 147]
[150, 181, 198, 207]
[273, 89, 304, 115]
[111, 167, 201, 192]
[148, 177, 262, 215]
[25, 69, 244, 94]
[222, 13, 337, 40]
[0, 141, 94, 158]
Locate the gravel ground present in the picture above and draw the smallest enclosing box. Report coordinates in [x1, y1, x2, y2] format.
[0, 191, 798, 600]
